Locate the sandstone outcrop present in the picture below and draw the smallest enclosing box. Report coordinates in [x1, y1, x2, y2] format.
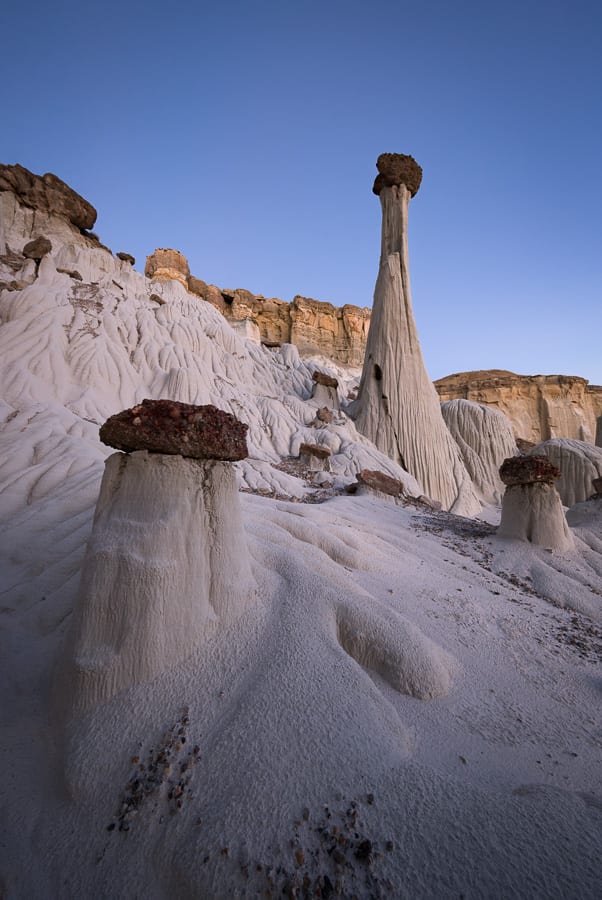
[498, 455, 574, 551]
[0, 163, 96, 230]
[100, 399, 249, 460]
[526, 439, 602, 507]
[352, 154, 479, 516]
[147, 250, 371, 366]
[117, 251, 135, 265]
[435, 370, 602, 445]
[145, 248, 190, 286]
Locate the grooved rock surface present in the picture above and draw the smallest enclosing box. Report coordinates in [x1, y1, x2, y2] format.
[100, 400, 249, 460]
[61, 451, 254, 715]
[353, 157, 479, 516]
[145, 248, 190, 286]
[441, 399, 517, 505]
[435, 370, 602, 445]
[0, 163, 96, 230]
[499, 455, 561, 486]
[526, 439, 602, 507]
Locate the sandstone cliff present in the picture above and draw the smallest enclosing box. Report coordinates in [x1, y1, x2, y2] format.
[434, 370, 602, 445]
[146, 249, 370, 366]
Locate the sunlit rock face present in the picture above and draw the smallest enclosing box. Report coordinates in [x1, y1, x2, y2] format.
[435, 370, 602, 445]
[352, 154, 479, 516]
[145, 248, 190, 287]
[148, 248, 371, 366]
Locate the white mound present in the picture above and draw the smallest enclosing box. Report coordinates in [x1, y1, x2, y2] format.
[528, 438, 602, 507]
[441, 398, 517, 504]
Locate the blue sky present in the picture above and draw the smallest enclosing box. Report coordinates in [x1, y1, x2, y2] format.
[2, 0, 601, 383]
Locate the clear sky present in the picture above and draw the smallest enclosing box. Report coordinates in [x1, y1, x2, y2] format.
[2, 0, 601, 383]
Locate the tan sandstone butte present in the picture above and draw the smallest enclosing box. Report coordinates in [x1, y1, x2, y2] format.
[147, 249, 371, 366]
[435, 370, 602, 446]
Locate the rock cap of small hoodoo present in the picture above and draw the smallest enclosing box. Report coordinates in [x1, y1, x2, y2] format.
[499, 455, 561, 487]
[312, 370, 339, 388]
[373, 153, 422, 196]
[100, 399, 249, 460]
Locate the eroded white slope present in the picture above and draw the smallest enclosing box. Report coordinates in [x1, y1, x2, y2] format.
[2, 494, 601, 899]
[0, 193, 420, 499]
[441, 398, 517, 504]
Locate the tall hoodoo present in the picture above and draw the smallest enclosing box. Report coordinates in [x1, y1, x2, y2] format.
[353, 154, 479, 515]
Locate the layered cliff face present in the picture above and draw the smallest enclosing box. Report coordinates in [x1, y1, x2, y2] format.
[145, 250, 371, 366]
[434, 370, 602, 446]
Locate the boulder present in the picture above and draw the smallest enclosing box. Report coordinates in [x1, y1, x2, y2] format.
[316, 406, 334, 424]
[100, 400, 248, 460]
[22, 236, 52, 260]
[117, 251, 135, 265]
[313, 370, 338, 388]
[357, 469, 406, 497]
[499, 455, 561, 486]
[373, 153, 423, 197]
[0, 163, 96, 229]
